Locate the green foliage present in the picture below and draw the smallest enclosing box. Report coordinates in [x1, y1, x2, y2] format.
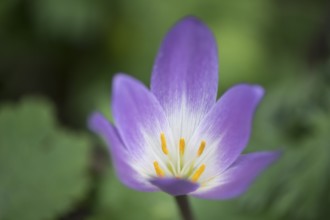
[242, 68, 330, 220]
[30, 0, 111, 40]
[192, 199, 276, 220]
[88, 171, 177, 220]
[0, 98, 91, 220]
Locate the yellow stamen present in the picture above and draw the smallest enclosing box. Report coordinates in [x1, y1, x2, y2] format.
[160, 133, 168, 155]
[153, 161, 165, 177]
[197, 140, 206, 156]
[191, 164, 206, 182]
[179, 138, 185, 156]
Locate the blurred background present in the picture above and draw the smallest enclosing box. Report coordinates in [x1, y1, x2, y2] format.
[0, 0, 330, 219]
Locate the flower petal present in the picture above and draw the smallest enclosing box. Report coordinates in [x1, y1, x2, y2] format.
[191, 151, 280, 200]
[112, 74, 173, 158]
[150, 178, 199, 196]
[151, 16, 219, 140]
[88, 112, 158, 192]
[189, 84, 264, 173]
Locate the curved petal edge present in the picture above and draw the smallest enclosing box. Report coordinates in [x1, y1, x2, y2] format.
[191, 84, 265, 173]
[151, 16, 219, 140]
[88, 112, 158, 192]
[191, 151, 281, 200]
[112, 73, 172, 156]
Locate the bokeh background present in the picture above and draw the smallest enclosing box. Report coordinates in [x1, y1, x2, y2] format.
[1, 0, 330, 219]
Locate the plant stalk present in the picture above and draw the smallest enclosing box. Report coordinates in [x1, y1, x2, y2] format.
[174, 195, 195, 220]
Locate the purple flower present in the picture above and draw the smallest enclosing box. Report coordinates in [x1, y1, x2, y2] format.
[88, 17, 280, 200]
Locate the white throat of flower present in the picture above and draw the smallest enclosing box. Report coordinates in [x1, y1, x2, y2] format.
[153, 132, 207, 183]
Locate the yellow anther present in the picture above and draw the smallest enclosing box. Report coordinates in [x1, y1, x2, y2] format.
[153, 161, 165, 177]
[191, 164, 206, 182]
[160, 133, 168, 155]
[197, 140, 206, 156]
[179, 138, 185, 156]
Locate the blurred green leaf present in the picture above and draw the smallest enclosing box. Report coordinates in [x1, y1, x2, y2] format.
[30, 0, 110, 40]
[0, 98, 91, 220]
[192, 198, 277, 220]
[242, 112, 330, 220]
[0, 0, 19, 22]
[242, 73, 330, 220]
[88, 170, 177, 220]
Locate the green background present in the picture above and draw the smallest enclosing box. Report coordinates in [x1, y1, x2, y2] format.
[0, 0, 329, 219]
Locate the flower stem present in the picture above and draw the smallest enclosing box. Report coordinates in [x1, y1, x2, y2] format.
[174, 195, 195, 220]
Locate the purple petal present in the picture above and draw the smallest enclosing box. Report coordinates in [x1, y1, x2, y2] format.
[150, 178, 199, 196]
[112, 74, 171, 156]
[193, 84, 264, 172]
[151, 16, 219, 132]
[191, 151, 280, 200]
[88, 112, 157, 192]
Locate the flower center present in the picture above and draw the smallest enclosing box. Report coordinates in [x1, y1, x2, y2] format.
[153, 132, 206, 182]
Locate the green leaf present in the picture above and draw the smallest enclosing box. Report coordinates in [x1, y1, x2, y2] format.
[0, 98, 91, 220]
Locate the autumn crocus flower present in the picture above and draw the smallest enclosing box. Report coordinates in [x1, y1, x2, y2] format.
[89, 17, 279, 200]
